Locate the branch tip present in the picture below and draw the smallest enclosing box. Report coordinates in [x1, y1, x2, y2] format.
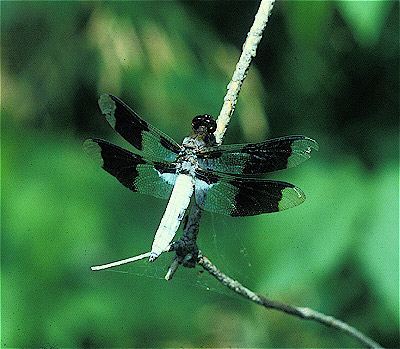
[91, 252, 151, 271]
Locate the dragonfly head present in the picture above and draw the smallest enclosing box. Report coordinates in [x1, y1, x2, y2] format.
[192, 114, 216, 135]
[191, 114, 217, 147]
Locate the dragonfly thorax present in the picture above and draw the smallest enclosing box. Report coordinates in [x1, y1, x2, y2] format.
[182, 135, 208, 150]
[175, 150, 198, 176]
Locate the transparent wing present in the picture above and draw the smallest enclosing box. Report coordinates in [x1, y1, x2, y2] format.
[197, 136, 318, 175]
[98, 94, 182, 162]
[194, 169, 306, 217]
[84, 138, 177, 200]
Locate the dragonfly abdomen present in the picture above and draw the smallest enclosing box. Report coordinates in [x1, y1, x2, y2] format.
[149, 174, 194, 261]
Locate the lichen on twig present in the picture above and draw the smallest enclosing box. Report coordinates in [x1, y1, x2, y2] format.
[214, 0, 275, 145]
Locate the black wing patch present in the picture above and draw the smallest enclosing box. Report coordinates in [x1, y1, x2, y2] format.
[194, 169, 305, 217]
[84, 138, 177, 200]
[98, 94, 182, 162]
[197, 136, 318, 175]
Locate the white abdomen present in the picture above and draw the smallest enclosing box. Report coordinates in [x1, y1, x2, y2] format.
[150, 174, 194, 261]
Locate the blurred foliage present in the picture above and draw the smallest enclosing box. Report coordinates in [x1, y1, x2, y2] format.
[2, 1, 399, 348]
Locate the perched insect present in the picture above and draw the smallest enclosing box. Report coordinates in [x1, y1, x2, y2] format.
[84, 95, 318, 262]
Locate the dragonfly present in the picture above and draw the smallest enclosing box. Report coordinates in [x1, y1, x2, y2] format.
[84, 94, 318, 262]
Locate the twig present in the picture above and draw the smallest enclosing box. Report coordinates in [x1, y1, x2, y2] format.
[198, 252, 383, 349]
[91, 252, 150, 270]
[165, 257, 180, 281]
[215, 0, 276, 145]
[91, 2, 382, 346]
[196, 2, 382, 345]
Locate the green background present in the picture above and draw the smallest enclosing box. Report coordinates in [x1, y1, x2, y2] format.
[2, 1, 398, 347]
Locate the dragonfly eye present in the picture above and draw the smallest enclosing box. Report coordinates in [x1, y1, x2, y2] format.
[192, 114, 216, 134]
